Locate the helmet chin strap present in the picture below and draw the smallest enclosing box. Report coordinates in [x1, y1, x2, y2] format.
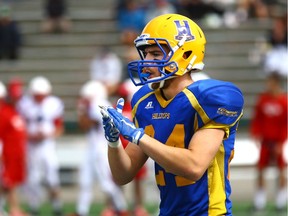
[148, 80, 165, 90]
[148, 75, 175, 90]
[184, 55, 197, 73]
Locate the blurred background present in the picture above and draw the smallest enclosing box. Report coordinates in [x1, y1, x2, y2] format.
[0, 0, 287, 215]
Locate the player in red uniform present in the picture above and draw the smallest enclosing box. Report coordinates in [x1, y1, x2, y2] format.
[0, 79, 28, 216]
[250, 72, 287, 211]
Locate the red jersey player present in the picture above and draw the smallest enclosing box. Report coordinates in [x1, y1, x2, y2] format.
[0, 79, 28, 216]
[250, 72, 287, 211]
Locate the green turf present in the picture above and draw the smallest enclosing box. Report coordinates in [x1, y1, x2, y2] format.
[17, 202, 159, 215]
[231, 202, 287, 216]
[12, 201, 288, 215]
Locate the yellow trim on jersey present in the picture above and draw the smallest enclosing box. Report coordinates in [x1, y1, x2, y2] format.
[182, 88, 210, 124]
[154, 89, 173, 108]
[208, 143, 227, 215]
[202, 122, 230, 139]
[132, 91, 155, 127]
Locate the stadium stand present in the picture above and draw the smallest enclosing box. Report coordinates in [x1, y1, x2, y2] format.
[0, 0, 272, 131]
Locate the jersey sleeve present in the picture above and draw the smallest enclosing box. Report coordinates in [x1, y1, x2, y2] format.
[44, 97, 65, 133]
[47, 96, 64, 119]
[194, 80, 244, 136]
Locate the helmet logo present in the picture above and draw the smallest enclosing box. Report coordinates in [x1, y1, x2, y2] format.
[174, 20, 194, 41]
[139, 33, 150, 39]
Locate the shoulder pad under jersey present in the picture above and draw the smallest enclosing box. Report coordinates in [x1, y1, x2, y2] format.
[187, 79, 244, 125]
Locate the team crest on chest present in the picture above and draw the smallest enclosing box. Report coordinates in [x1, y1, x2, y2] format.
[174, 20, 195, 41]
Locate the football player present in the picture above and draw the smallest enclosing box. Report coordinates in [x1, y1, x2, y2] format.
[100, 14, 244, 215]
[0, 79, 28, 216]
[250, 72, 287, 211]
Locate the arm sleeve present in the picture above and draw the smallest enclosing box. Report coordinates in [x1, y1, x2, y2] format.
[197, 83, 244, 138]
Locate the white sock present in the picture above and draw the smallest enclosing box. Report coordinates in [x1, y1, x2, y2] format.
[254, 189, 267, 210]
[0, 197, 6, 212]
[276, 188, 287, 209]
[52, 199, 63, 212]
[77, 188, 92, 216]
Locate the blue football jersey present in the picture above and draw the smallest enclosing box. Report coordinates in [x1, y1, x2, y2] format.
[131, 79, 244, 216]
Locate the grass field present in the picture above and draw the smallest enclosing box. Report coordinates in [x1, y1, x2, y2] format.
[16, 201, 287, 216]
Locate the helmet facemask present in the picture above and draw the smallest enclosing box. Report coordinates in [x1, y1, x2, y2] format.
[128, 37, 179, 87]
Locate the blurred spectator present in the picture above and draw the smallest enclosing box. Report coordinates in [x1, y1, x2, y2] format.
[89, 46, 123, 99]
[0, 79, 28, 216]
[117, 79, 149, 216]
[0, 5, 22, 60]
[115, 0, 146, 45]
[18, 76, 64, 216]
[263, 13, 288, 77]
[176, 0, 224, 27]
[145, 0, 176, 24]
[267, 15, 287, 47]
[41, 0, 71, 33]
[68, 80, 129, 216]
[250, 72, 287, 211]
[235, 0, 269, 22]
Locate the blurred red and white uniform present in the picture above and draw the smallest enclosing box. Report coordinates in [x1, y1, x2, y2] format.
[75, 80, 128, 216]
[250, 72, 287, 211]
[0, 79, 26, 188]
[18, 76, 64, 212]
[250, 91, 287, 169]
[0, 79, 28, 216]
[0, 80, 27, 189]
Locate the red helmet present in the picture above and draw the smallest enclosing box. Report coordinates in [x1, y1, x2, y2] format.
[8, 78, 23, 100]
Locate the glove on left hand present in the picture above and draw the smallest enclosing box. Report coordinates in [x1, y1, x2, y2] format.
[106, 99, 144, 145]
[100, 98, 125, 148]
